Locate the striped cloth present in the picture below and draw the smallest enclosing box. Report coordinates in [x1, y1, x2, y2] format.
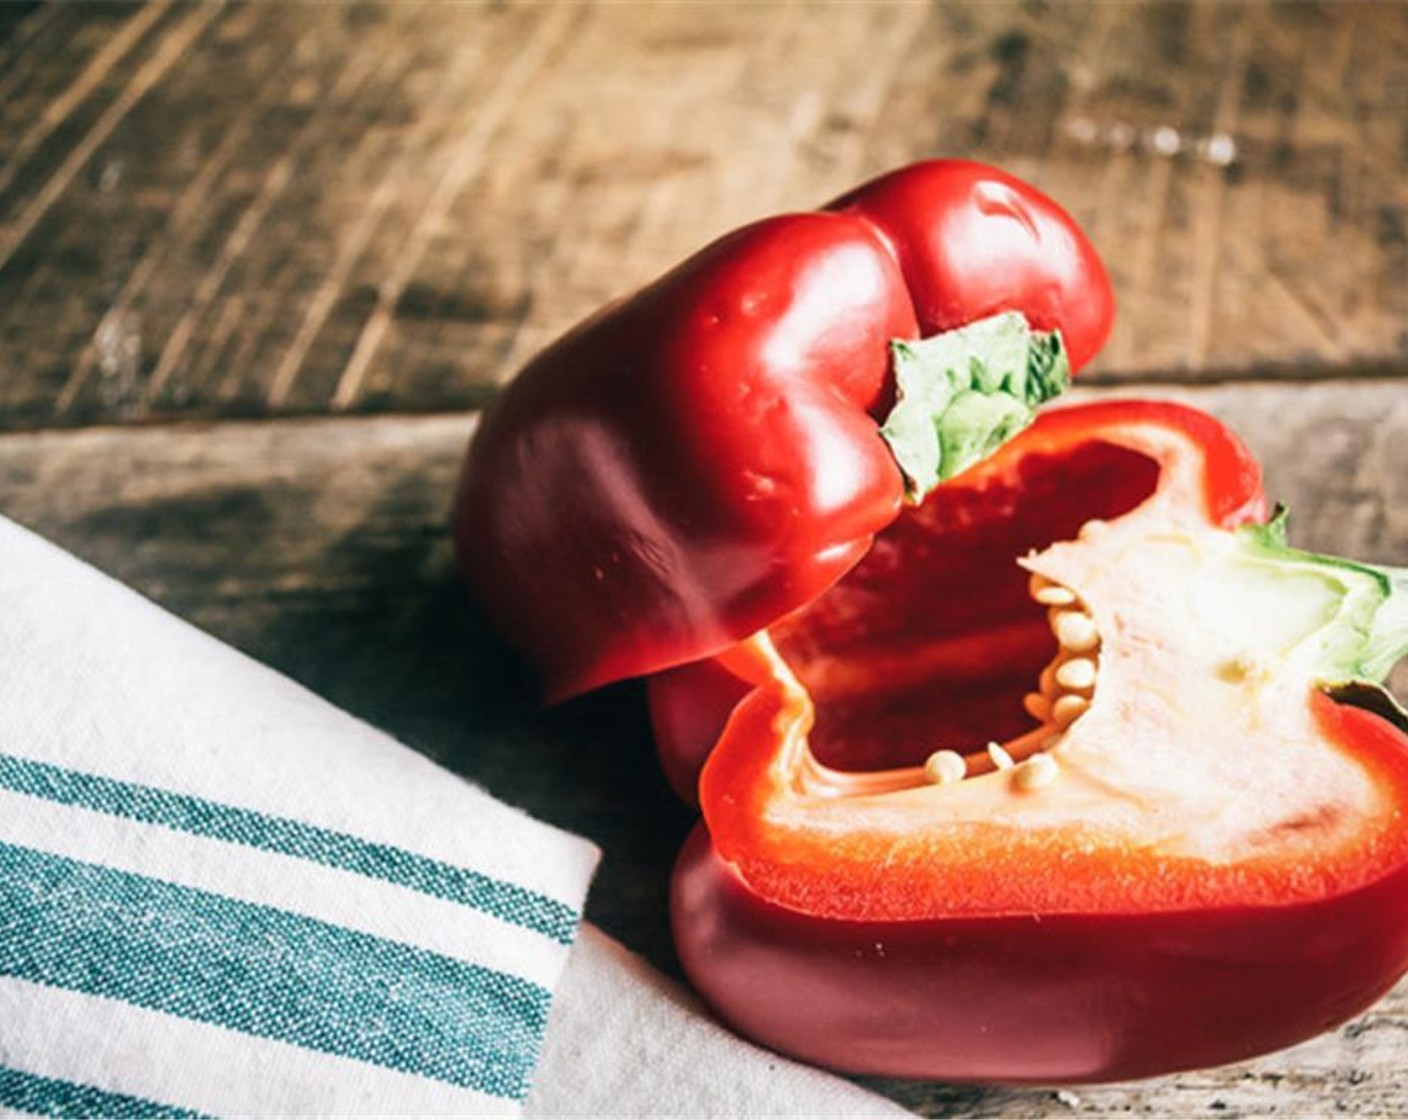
[0, 516, 599, 1116]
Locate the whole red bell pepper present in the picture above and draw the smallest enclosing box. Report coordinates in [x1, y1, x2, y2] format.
[661, 399, 1408, 1081]
[453, 161, 1113, 700]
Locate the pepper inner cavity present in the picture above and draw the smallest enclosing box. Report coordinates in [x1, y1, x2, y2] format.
[799, 566, 1102, 800]
[770, 441, 1159, 781]
[923, 571, 1100, 789]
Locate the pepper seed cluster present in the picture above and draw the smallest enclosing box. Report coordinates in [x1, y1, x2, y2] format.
[923, 569, 1101, 793]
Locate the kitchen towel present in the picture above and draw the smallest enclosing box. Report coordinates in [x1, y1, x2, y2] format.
[0, 514, 908, 1117]
[0, 514, 597, 1116]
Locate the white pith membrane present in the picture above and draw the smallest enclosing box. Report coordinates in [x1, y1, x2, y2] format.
[762, 426, 1400, 878]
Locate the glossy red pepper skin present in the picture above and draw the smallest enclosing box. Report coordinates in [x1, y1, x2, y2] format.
[662, 401, 1408, 1082]
[829, 161, 1114, 371]
[453, 161, 1113, 700]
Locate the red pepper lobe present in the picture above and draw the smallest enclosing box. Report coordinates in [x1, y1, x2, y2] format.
[454, 162, 1114, 699]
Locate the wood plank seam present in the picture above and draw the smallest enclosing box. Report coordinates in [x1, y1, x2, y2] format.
[4, 370, 1401, 443]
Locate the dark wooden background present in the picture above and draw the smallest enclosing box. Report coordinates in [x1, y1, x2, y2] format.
[2, 3, 1407, 1115]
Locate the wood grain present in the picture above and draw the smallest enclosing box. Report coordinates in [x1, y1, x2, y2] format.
[1, 380, 1406, 1116]
[2, 3, 1408, 432]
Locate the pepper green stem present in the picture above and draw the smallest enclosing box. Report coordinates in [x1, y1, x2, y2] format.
[1238, 514, 1408, 688]
[1364, 568, 1408, 683]
[1225, 514, 1408, 730]
[880, 312, 1070, 503]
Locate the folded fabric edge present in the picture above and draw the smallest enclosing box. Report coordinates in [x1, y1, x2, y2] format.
[527, 924, 914, 1119]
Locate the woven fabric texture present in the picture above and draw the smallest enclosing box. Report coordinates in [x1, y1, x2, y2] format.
[0, 516, 598, 1116]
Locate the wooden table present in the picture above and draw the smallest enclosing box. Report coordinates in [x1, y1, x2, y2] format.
[2, 3, 1407, 1115]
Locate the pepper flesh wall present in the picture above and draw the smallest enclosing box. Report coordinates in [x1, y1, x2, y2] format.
[663, 400, 1408, 1083]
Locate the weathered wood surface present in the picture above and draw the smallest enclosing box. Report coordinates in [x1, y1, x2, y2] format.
[6, 1, 1408, 1113]
[1, 381, 1406, 1117]
[3, 2, 1408, 432]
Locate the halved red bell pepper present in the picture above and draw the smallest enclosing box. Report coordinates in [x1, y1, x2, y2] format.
[453, 161, 1113, 700]
[664, 400, 1408, 1082]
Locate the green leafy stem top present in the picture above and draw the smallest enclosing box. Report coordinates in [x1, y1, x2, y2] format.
[880, 311, 1069, 503]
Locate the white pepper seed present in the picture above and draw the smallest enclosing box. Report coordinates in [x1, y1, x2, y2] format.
[1013, 752, 1060, 791]
[1034, 585, 1078, 607]
[1053, 610, 1099, 653]
[924, 749, 967, 785]
[987, 742, 1015, 771]
[1054, 657, 1098, 691]
[1052, 694, 1090, 728]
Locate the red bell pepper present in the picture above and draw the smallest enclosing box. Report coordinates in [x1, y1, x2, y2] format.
[453, 161, 1113, 700]
[454, 157, 1408, 1083]
[662, 400, 1408, 1081]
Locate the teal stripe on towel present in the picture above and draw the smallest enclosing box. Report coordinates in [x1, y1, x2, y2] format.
[0, 1065, 209, 1119]
[0, 751, 576, 944]
[0, 841, 550, 1100]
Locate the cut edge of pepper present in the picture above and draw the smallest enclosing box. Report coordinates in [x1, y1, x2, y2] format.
[698, 403, 1408, 923]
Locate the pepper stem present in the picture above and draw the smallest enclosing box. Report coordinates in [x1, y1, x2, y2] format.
[879, 311, 1070, 504]
[1364, 568, 1408, 684]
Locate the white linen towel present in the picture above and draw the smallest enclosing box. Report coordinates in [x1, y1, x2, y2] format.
[0, 515, 908, 1117]
[0, 514, 599, 1116]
